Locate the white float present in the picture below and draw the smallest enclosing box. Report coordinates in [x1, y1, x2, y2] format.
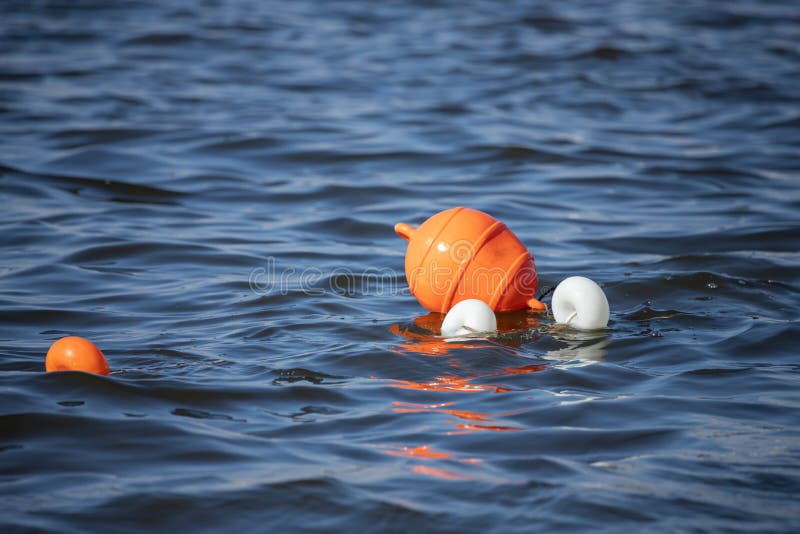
[551, 276, 609, 330]
[441, 299, 497, 337]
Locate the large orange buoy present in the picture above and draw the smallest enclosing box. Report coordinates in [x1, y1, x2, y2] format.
[45, 336, 109, 375]
[395, 207, 544, 313]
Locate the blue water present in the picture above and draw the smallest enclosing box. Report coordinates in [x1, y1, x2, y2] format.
[1, 1, 799, 531]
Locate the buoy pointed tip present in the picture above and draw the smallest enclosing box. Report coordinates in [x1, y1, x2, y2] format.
[526, 298, 547, 312]
[394, 222, 415, 241]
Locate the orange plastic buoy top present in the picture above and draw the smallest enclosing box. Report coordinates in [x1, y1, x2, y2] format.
[395, 207, 543, 313]
[45, 336, 109, 375]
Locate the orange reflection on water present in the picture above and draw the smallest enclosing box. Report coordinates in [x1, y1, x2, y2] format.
[389, 311, 542, 358]
[393, 401, 524, 433]
[389, 362, 546, 395]
[388, 312, 546, 393]
[384, 313, 545, 479]
[412, 465, 470, 481]
[389, 322, 469, 358]
[392, 401, 491, 421]
[383, 442, 479, 480]
[392, 375, 499, 393]
[500, 363, 548, 375]
[384, 444, 452, 460]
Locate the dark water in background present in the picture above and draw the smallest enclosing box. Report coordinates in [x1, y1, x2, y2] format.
[1, 0, 799, 531]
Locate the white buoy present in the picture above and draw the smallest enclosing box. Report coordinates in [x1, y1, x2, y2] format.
[552, 276, 609, 330]
[441, 299, 497, 337]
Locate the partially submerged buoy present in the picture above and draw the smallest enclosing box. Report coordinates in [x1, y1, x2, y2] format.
[552, 276, 609, 330]
[45, 336, 109, 375]
[441, 299, 497, 338]
[395, 207, 543, 313]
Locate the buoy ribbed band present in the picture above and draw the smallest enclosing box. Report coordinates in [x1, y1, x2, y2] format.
[489, 250, 533, 309]
[441, 220, 507, 312]
[411, 207, 464, 296]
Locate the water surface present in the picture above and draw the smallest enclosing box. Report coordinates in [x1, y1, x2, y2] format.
[1, 1, 799, 532]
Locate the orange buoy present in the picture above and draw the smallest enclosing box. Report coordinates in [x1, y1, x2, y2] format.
[395, 207, 542, 313]
[45, 336, 109, 375]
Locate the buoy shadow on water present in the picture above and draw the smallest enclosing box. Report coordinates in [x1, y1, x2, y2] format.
[389, 309, 543, 357]
[386, 311, 548, 393]
[389, 306, 610, 369]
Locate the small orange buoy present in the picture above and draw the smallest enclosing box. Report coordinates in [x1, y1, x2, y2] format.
[45, 336, 109, 375]
[395, 207, 542, 313]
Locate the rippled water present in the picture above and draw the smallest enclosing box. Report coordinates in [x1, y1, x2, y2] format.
[2, 1, 800, 531]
